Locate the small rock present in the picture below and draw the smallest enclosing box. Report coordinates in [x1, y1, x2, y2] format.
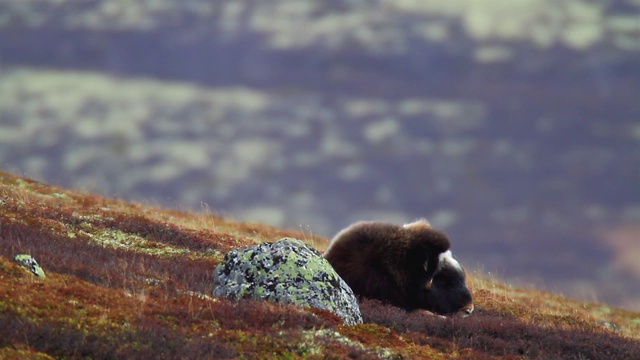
[14, 254, 46, 278]
[597, 319, 621, 333]
[213, 238, 362, 325]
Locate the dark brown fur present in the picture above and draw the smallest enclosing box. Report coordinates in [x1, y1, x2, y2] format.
[323, 220, 451, 310]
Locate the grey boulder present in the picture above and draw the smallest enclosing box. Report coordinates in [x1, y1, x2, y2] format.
[212, 238, 362, 325]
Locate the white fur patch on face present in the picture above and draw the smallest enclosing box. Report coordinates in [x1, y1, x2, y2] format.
[438, 250, 463, 272]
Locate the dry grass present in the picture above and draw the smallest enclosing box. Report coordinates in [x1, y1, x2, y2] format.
[0, 169, 638, 359]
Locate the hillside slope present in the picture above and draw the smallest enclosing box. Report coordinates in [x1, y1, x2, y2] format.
[2, 0, 640, 312]
[0, 169, 638, 359]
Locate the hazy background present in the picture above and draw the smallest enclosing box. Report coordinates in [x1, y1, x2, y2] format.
[1, 0, 639, 310]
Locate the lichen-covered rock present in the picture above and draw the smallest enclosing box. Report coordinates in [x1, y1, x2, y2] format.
[14, 254, 46, 278]
[212, 238, 362, 325]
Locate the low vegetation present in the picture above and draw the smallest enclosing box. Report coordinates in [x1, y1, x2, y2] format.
[0, 169, 638, 359]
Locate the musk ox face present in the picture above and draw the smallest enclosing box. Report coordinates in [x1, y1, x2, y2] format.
[422, 250, 474, 316]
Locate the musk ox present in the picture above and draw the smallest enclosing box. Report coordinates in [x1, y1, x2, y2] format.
[323, 219, 473, 315]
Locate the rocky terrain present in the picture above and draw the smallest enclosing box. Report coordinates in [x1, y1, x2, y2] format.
[1, 0, 639, 310]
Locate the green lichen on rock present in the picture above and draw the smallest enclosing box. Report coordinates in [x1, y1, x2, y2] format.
[212, 238, 362, 325]
[14, 254, 45, 278]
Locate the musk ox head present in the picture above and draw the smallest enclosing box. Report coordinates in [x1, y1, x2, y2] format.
[423, 250, 474, 316]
